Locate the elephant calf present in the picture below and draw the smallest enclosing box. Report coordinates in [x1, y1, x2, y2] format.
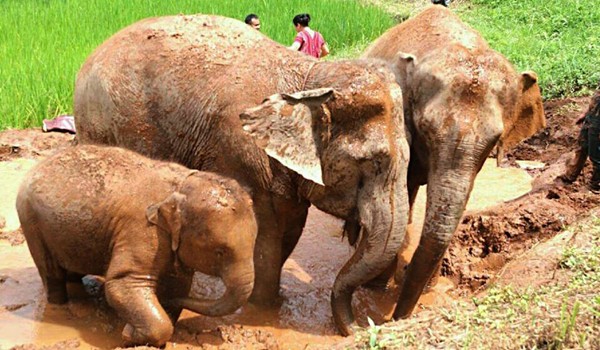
[16, 145, 257, 347]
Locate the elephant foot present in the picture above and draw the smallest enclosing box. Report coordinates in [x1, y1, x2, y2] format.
[561, 150, 587, 183]
[248, 274, 283, 308]
[45, 278, 68, 304]
[560, 162, 582, 183]
[248, 291, 283, 308]
[46, 291, 68, 304]
[558, 174, 577, 184]
[587, 170, 600, 193]
[121, 322, 173, 348]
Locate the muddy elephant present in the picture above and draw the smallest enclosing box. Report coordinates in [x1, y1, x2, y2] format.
[361, 5, 545, 319]
[16, 145, 258, 347]
[73, 14, 410, 335]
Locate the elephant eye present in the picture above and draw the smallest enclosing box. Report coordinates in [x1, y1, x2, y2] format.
[215, 248, 225, 259]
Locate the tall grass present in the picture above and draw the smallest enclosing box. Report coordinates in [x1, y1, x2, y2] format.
[3, 0, 599, 130]
[459, 0, 600, 99]
[0, 0, 393, 130]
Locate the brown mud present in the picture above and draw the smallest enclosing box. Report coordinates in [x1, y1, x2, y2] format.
[442, 96, 600, 293]
[0, 96, 597, 350]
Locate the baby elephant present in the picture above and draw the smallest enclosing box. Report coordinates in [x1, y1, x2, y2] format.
[16, 145, 257, 347]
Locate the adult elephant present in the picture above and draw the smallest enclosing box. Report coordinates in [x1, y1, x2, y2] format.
[74, 14, 410, 336]
[361, 5, 545, 319]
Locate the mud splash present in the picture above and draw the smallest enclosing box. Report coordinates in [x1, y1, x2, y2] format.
[0, 148, 535, 349]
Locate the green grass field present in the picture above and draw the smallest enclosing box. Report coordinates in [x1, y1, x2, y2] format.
[459, 0, 600, 101]
[0, 0, 393, 130]
[1, 0, 599, 130]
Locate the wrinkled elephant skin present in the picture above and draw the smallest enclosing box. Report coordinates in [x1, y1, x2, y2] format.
[362, 6, 545, 319]
[16, 145, 257, 347]
[74, 15, 410, 336]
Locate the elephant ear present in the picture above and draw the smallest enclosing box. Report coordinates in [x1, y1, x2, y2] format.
[146, 192, 187, 252]
[395, 52, 416, 73]
[240, 88, 334, 186]
[499, 71, 546, 151]
[393, 52, 417, 107]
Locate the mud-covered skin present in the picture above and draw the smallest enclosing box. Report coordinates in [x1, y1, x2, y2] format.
[361, 6, 546, 319]
[16, 145, 257, 347]
[74, 15, 410, 336]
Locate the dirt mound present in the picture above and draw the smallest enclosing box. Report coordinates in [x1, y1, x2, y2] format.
[0, 129, 74, 161]
[443, 96, 600, 291]
[111, 324, 279, 350]
[10, 339, 81, 350]
[173, 324, 279, 350]
[0, 227, 25, 246]
[506, 97, 588, 164]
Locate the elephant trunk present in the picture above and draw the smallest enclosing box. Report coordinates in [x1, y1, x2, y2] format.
[393, 158, 477, 320]
[177, 261, 254, 317]
[331, 165, 409, 336]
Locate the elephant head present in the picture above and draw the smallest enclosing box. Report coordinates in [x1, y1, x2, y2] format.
[390, 44, 545, 319]
[240, 66, 410, 336]
[146, 173, 257, 316]
[495, 71, 545, 164]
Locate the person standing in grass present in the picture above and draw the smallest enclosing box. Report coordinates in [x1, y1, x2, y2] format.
[432, 0, 451, 6]
[245, 14, 261, 31]
[561, 85, 600, 193]
[288, 13, 329, 59]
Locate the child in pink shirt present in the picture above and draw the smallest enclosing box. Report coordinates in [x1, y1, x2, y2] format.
[288, 13, 329, 59]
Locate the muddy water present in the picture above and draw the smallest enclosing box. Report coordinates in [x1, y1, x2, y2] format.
[0, 158, 537, 349]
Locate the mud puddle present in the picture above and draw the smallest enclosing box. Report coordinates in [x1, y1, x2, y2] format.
[0, 151, 535, 349]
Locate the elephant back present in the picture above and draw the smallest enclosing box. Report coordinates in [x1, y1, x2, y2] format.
[73, 14, 312, 190]
[362, 5, 488, 61]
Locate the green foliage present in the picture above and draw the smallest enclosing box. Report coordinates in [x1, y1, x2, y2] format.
[365, 317, 399, 349]
[458, 0, 600, 99]
[0, 0, 393, 130]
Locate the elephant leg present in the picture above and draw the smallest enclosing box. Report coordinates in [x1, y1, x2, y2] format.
[66, 272, 85, 283]
[45, 273, 68, 304]
[156, 272, 193, 324]
[249, 191, 284, 306]
[586, 120, 600, 191]
[105, 276, 174, 347]
[25, 236, 68, 304]
[273, 196, 310, 264]
[562, 122, 589, 182]
[105, 254, 174, 347]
